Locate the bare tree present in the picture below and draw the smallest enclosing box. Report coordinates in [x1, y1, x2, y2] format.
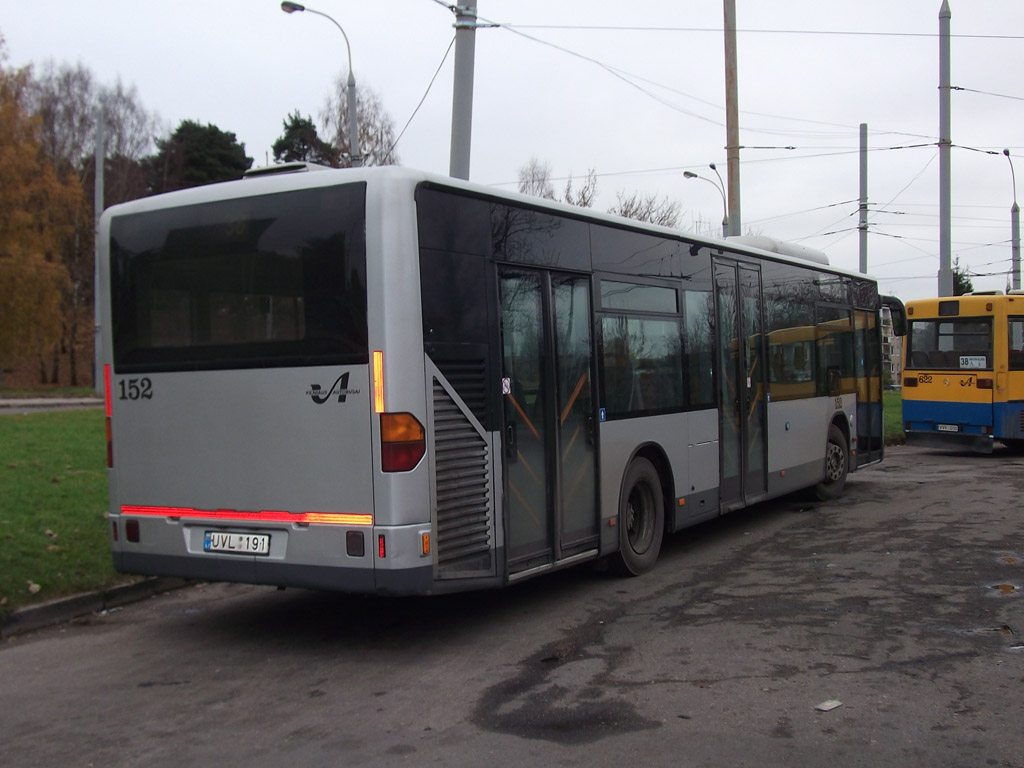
[608, 190, 681, 228]
[26, 61, 96, 175]
[517, 158, 596, 208]
[92, 79, 162, 208]
[518, 157, 556, 200]
[320, 74, 399, 167]
[27, 62, 158, 203]
[98, 79, 161, 180]
[563, 170, 597, 208]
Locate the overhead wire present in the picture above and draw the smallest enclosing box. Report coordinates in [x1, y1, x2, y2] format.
[501, 24, 1024, 42]
[387, 34, 457, 156]
[426, 1, 1020, 281]
[477, 13, 940, 141]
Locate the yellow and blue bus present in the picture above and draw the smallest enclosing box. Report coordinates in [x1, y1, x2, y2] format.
[902, 293, 1024, 452]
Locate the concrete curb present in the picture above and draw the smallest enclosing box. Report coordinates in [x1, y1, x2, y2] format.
[0, 398, 102, 409]
[0, 577, 190, 638]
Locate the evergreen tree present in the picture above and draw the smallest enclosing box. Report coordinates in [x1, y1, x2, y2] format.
[953, 257, 974, 296]
[146, 120, 252, 195]
[273, 110, 337, 166]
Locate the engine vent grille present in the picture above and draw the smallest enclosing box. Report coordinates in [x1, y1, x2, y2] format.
[433, 380, 493, 574]
[433, 358, 487, 425]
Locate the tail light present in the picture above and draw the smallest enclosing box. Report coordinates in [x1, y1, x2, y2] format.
[380, 412, 425, 472]
[977, 378, 993, 389]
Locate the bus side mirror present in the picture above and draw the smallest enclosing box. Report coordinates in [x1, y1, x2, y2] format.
[880, 295, 906, 336]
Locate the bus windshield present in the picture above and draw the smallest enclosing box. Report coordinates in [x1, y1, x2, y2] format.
[110, 183, 368, 373]
[906, 318, 992, 370]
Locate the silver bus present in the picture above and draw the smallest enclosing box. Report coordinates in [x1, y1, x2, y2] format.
[98, 165, 902, 594]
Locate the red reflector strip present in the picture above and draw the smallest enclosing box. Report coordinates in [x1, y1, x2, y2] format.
[120, 506, 373, 526]
[103, 364, 112, 418]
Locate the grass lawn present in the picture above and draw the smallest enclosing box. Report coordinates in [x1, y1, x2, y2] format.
[0, 409, 122, 618]
[883, 389, 904, 444]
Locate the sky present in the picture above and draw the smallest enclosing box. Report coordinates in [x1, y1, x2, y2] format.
[4, 0, 1024, 302]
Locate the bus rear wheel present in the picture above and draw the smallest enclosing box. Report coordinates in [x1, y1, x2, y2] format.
[815, 424, 849, 501]
[612, 457, 664, 576]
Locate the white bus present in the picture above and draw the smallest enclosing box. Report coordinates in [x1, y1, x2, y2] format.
[98, 165, 903, 594]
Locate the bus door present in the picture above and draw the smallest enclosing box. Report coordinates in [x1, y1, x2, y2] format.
[714, 261, 767, 510]
[855, 309, 884, 466]
[498, 268, 599, 574]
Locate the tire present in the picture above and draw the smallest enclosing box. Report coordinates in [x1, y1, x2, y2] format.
[814, 424, 849, 501]
[611, 457, 665, 576]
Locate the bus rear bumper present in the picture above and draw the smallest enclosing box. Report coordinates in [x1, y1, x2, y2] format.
[904, 430, 994, 453]
[114, 551, 433, 596]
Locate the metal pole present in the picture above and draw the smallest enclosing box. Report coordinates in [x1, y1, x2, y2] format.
[281, 3, 361, 166]
[938, 1, 953, 296]
[93, 108, 105, 393]
[710, 162, 729, 238]
[1005, 149, 1020, 291]
[449, 0, 478, 180]
[1013, 204, 1020, 291]
[684, 168, 728, 238]
[346, 71, 361, 167]
[859, 123, 868, 274]
[723, 0, 741, 237]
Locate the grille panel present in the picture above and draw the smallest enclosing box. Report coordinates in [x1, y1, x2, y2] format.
[433, 358, 487, 425]
[433, 379, 493, 574]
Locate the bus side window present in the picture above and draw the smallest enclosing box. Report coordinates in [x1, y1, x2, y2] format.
[1010, 318, 1024, 371]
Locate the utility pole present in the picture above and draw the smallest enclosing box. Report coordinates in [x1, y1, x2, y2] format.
[449, 0, 478, 180]
[723, 0, 741, 237]
[1014, 202, 1021, 292]
[859, 123, 868, 274]
[938, 1, 953, 296]
[1006, 149, 1021, 291]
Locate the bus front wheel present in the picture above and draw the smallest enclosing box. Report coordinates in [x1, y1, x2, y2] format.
[815, 424, 849, 501]
[612, 457, 665, 576]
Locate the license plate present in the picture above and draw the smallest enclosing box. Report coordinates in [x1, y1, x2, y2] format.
[204, 531, 270, 556]
[936, 424, 960, 433]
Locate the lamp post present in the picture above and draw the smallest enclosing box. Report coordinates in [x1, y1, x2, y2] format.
[684, 164, 728, 238]
[1005, 149, 1020, 291]
[281, 2, 361, 167]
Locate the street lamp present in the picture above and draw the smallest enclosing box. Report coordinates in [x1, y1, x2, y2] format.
[281, 2, 361, 167]
[684, 163, 728, 238]
[1004, 149, 1020, 291]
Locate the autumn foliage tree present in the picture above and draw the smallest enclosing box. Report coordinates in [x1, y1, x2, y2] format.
[0, 53, 82, 386]
[12, 57, 159, 386]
